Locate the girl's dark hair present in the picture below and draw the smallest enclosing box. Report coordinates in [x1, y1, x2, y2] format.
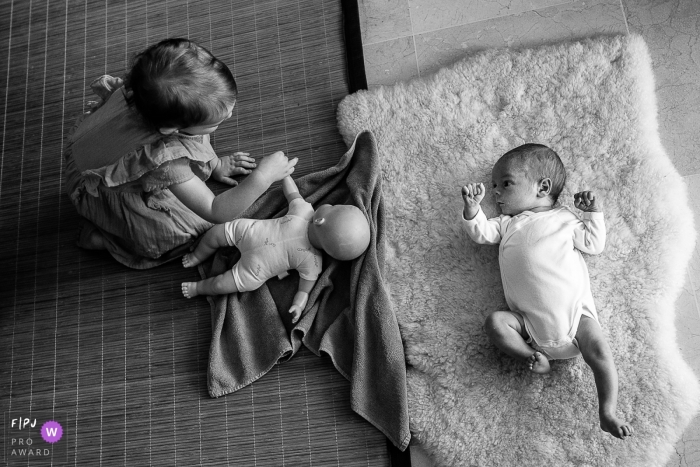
[125, 38, 237, 130]
[500, 143, 567, 203]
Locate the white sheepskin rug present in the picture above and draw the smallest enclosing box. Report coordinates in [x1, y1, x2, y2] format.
[336, 35, 698, 466]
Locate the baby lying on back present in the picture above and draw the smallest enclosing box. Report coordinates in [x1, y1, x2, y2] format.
[461, 143, 632, 439]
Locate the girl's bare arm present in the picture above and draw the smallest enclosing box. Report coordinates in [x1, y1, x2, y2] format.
[170, 151, 297, 223]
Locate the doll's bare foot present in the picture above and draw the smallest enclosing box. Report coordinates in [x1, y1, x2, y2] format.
[600, 412, 633, 439]
[77, 221, 106, 250]
[181, 282, 199, 298]
[182, 253, 199, 268]
[182, 249, 210, 267]
[527, 352, 551, 374]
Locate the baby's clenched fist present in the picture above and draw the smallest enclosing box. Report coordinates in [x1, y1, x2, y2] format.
[462, 183, 485, 207]
[574, 191, 600, 212]
[462, 182, 485, 220]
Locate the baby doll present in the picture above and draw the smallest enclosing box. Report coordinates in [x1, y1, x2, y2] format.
[181, 176, 371, 323]
[461, 143, 633, 440]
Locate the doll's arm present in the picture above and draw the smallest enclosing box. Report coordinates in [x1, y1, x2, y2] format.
[281, 176, 303, 203]
[288, 278, 316, 323]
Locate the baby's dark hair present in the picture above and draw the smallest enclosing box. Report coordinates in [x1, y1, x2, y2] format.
[499, 143, 566, 203]
[126, 38, 237, 130]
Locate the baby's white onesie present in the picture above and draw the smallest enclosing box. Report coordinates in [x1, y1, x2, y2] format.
[462, 206, 605, 357]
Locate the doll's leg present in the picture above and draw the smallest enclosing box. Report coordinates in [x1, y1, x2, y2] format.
[484, 311, 550, 374]
[183, 224, 229, 268]
[182, 270, 238, 298]
[575, 316, 633, 439]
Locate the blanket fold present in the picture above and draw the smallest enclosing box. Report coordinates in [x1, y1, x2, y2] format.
[200, 130, 411, 451]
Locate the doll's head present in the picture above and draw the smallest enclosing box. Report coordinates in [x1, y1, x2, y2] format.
[126, 38, 238, 135]
[308, 204, 370, 261]
[492, 143, 566, 215]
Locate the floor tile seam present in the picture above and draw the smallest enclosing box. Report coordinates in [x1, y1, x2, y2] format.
[360, 0, 577, 47]
[684, 266, 700, 322]
[681, 173, 700, 320]
[406, 0, 420, 78]
[410, 0, 577, 37]
[618, 0, 630, 35]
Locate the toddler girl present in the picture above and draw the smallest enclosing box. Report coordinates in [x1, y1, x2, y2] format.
[461, 143, 633, 439]
[64, 38, 297, 268]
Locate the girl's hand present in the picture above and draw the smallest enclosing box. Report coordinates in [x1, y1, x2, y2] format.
[212, 152, 257, 186]
[574, 191, 600, 212]
[461, 183, 485, 221]
[256, 151, 298, 185]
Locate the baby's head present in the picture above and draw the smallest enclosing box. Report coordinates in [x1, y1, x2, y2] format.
[308, 205, 370, 261]
[492, 143, 566, 216]
[126, 38, 237, 135]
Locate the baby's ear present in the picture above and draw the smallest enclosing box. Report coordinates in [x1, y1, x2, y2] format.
[537, 178, 552, 197]
[159, 127, 179, 135]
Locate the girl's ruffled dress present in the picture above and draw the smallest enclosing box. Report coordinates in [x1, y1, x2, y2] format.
[64, 75, 218, 268]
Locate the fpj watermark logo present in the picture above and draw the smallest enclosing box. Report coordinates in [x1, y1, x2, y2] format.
[4, 411, 67, 465]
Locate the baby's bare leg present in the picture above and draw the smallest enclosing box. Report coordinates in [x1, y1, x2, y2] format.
[576, 316, 633, 439]
[182, 271, 238, 298]
[484, 311, 550, 374]
[183, 224, 229, 268]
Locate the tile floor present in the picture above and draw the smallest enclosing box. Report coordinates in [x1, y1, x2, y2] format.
[354, 0, 700, 465]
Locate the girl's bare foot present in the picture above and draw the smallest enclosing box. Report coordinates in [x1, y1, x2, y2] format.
[77, 221, 106, 250]
[182, 282, 199, 298]
[600, 413, 633, 439]
[182, 253, 204, 268]
[527, 352, 551, 374]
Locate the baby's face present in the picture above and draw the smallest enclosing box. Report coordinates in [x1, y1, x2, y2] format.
[491, 160, 542, 216]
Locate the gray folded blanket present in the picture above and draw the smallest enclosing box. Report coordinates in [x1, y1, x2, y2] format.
[198, 130, 410, 451]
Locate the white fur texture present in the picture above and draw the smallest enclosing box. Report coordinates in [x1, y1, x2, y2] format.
[337, 35, 698, 466]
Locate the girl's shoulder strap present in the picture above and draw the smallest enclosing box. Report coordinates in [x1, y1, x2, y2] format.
[88, 75, 124, 109]
[70, 79, 159, 171]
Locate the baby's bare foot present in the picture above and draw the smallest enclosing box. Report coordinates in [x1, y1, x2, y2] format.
[527, 352, 551, 374]
[600, 413, 633, 439]
[181, 282, 198, 298]
[182, 253, 201, 268]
